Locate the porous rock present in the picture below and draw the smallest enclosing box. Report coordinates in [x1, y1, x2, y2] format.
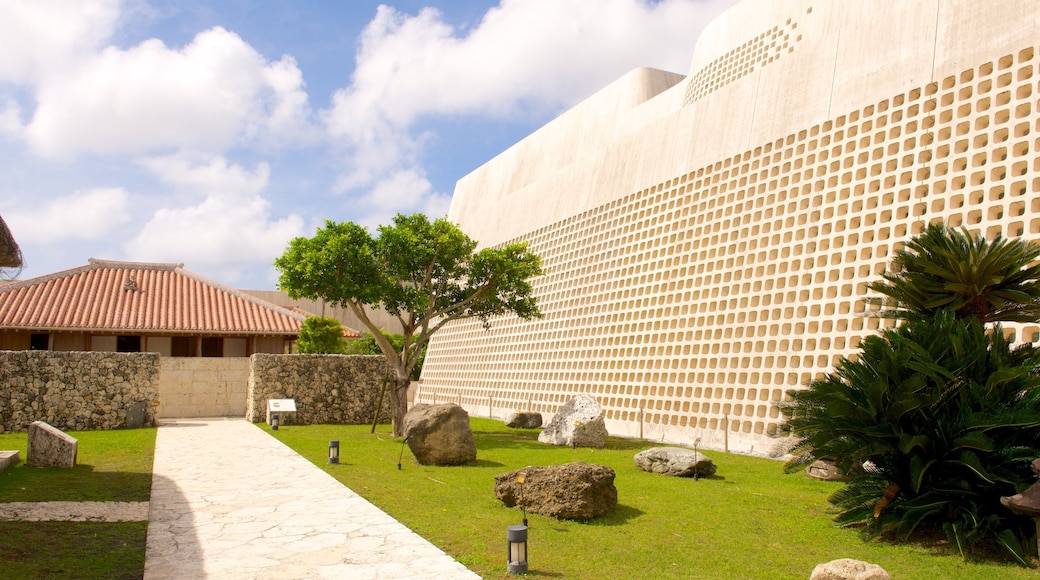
[27, 421, 78, 468]
[505, 411, 542, 429]
[537, 394, 607, 448]
[810, 558, 891, 580]
[634, 447, 716, 478]
[403, 403, 477, 465]
[806, 458, 851, 482]
[495, 462, 617, 520]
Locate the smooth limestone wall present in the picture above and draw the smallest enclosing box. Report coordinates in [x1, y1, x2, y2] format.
[420, 0, 1040, 456]
[0, 351, 159, 433]
[157, 357, 251, 418]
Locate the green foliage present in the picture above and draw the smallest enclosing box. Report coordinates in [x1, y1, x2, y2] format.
[344, 331, 425, 380]
[865, 223, 1040, 323]
[296, 316, 347, 354]
[275, 213, 543, 434]
[782, 313, 1040, 562]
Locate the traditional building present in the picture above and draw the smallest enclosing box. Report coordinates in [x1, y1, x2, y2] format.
[0, 258, 304, 356]
[419, 0, 1040, 454]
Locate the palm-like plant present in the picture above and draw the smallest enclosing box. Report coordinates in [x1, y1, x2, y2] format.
[783, 223, 1040, 564]
[866, 223, 1040, 323]
[783, 313, 1040, 562]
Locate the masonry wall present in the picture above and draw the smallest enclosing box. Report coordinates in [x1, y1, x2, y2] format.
[421, 0, 1040, 456]
[247, 354, 395, 426]
[157, 357, 251, 418]
[0, 351, 159, 433]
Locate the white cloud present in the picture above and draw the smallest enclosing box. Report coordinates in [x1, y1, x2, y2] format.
[354, 168, 452, 229]
[0, 0, 119, 85]
[22, 27, 314, 158]
[139, 154, 270, 197]
[4, 187, 131, 244]
[324, 0, 734, 217]
[125, 156, 305, 280]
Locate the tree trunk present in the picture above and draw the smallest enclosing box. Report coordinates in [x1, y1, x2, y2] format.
[393, 375, 411, 437]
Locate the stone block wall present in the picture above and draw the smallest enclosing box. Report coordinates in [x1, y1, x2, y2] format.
[247, 354, 395, 425]
[0, 351, 159, 433]
[158, 357, 250, 418]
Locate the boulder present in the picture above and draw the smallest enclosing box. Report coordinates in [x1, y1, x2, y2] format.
[505, 411, 543, 429]
[806, 458, 851, 482]
[495, 462, 617, 520]
[27, 421, 78, 468]
[403, 403, 477, 466]
[810, 559, 891, 580]
[634, 447, 716, 478]
[537, 394, 607, 448]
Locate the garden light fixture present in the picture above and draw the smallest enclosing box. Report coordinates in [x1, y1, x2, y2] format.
[328, 440, 339, 464]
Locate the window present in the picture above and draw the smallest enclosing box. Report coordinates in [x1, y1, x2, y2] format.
[30, 333, 49, 350]
[117, 336, 141, 352]
[171, 336, 195, 357]
[201, 337, 224, 357]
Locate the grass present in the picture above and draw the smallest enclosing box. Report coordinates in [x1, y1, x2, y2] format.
[0, 428, 155, 579]
[268, 418, 1037, 580]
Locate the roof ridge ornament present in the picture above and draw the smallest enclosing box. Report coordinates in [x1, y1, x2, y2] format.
[123, 275, 138, 292]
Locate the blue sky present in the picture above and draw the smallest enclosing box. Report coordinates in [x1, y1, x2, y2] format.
[0, 0, 737, 289]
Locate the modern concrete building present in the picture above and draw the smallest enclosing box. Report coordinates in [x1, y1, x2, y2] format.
[418, 0, 1040, 455]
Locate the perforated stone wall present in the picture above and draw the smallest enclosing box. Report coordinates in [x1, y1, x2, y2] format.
[420, 0, 1040, 455]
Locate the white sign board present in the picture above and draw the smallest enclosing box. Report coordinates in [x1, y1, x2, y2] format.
[267, 399, 297, 413]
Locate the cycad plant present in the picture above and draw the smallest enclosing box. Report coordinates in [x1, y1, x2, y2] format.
[866, 223, 1040, 323]
[782, 223, 1040, 564]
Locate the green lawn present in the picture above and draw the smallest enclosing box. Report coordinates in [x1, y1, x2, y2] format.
[269, 418, 1036, 580]
[0, 428, 155, 579]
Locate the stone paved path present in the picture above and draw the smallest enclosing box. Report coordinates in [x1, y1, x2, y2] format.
[144, 418, 480, 580]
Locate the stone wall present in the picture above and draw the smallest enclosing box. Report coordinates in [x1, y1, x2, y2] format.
[247, 354, 395, 425]
[0, 351, 159, 433]
[158, 357, 250, 418]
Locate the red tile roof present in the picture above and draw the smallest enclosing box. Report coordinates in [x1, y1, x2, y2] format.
[0, 259, 304, 335]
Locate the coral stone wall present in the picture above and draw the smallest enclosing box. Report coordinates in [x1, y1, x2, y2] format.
[247, 354, 395, 425]
[0, 351, 159, 433]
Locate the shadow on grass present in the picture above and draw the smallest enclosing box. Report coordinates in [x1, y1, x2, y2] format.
[0, 464, 153, 502]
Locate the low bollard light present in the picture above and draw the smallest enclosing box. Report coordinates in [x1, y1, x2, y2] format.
[507, 524, 528, 574]
[328, 440, 340, 464]
[270, 413, 279, 431]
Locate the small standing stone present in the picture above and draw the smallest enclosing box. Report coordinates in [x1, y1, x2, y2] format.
[806, 458, 851, 482]
[27, 421, 78, 468]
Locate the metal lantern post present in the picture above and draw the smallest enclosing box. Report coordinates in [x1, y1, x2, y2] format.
[506, 524, 528, 574]
[328, 440, 340, 464]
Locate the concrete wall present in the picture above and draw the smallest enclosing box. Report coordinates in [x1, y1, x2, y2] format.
[423, 0, 1040, 456]
[247, 354, 395, 426]
[157, 357, 251, 418]
[0, 351, 159, 433]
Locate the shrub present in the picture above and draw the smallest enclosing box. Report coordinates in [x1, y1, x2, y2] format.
[295, 316, 346, 354]
[782, 312, 1040, 563]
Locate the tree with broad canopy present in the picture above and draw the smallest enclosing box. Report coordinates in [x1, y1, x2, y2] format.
[274, 213, 543, 436]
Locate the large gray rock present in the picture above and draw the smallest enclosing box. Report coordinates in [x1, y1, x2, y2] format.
[27, 421, 77, 468]
[538, 394, 607, 448]
[505, 411, 542, 429]
[810, 559, 891, 580]
[495, 462, 617, 520]
[403, 403, 477, 466]
[634, 447, 716, 478]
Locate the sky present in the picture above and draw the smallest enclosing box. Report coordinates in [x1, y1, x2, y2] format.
[0, 0, 739, 289]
